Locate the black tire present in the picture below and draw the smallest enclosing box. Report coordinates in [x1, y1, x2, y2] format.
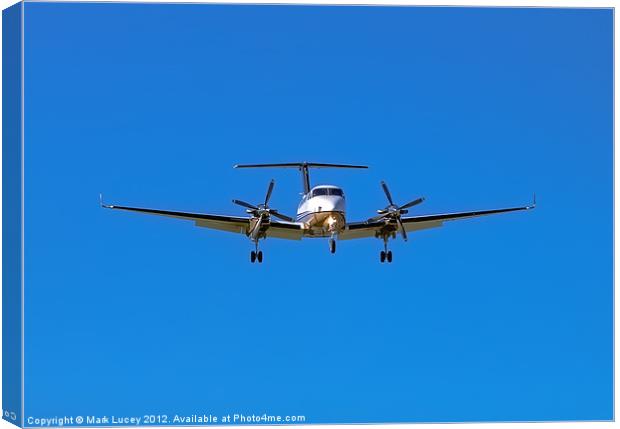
[250, 251, 256, 263]
[329, 239, 336, 254]
[387, 250, 393, 263]
[380, 251, 386, 263]
[257, 250, 263, 263]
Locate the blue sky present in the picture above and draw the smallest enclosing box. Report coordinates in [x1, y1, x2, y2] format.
[23, 3, 612, 423]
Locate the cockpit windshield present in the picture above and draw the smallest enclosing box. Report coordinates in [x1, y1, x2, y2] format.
[311, 188, 344, 198]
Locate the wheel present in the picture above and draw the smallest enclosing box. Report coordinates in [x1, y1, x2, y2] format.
[380, 251, 386, 263]
[257, 250, 263, 263]
[329, 239, 336, 254]
[387, 250, 393, 263]
[250, 251, 256, 263]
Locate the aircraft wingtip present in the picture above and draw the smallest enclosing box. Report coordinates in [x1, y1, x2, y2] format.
[527, 192, 537, 210]
[99, 193, 114, 209]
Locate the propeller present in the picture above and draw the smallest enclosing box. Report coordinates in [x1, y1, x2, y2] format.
[368, 181, 425, 241]
[233, 180, 293, 240]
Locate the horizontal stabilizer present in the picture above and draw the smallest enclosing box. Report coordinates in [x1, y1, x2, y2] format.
[234, 162, 368, 194]
[234, 162, 368, 169]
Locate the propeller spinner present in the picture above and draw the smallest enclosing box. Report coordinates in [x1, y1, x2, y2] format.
[368, 181, 425, 241]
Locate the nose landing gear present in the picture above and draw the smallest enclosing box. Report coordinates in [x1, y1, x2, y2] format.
[329, 238, 337, 254]
[328, 231, 338, 254]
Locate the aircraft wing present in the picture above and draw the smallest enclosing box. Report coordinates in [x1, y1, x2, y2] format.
[340, 201, 535, 240]
[102, 202, 304, 240]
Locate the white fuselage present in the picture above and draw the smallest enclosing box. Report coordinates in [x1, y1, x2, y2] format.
[296, 185, 346, 237]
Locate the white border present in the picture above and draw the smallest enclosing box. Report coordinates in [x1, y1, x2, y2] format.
[19, 1, 23, 427]
[0, 2, 615, 429]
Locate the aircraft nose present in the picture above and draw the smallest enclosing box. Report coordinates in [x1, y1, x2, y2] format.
[321, 200, 336, 211]
[317, 196, 343, 212]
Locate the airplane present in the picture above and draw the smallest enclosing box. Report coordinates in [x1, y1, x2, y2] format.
[101, 162, 535, 263]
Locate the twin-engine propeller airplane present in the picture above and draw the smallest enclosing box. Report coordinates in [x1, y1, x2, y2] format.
[101, 162, 535, 263]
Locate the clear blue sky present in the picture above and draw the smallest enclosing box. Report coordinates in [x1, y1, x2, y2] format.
[23, 3, 612, 423]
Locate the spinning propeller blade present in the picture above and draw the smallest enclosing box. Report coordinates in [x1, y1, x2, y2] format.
[232, 199, 258, 210]
[250, 213, 266, 240]
[397, 217, 408, 241]
[264, 179, 275, 206]
[270, 211, 294, 222]
[399, 197, 425, 210]
[368, 212, 390, 222]
[381, 181, 394, 206]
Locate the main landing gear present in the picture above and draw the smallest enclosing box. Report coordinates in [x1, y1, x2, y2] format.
[380, 250, 393, 263]
[250, 242, 263, 264]
[380, 236, 393, 263]
[250, 250, 263, 263]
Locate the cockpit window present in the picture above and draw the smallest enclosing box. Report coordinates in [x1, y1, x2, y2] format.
[311, 188, 344, 197]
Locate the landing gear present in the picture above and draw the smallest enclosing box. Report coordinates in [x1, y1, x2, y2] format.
[380, 235, 394, 263]
[329, 238, 336, 254]
[380, 250, 393, 263]
[250, 244, 264, 264]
